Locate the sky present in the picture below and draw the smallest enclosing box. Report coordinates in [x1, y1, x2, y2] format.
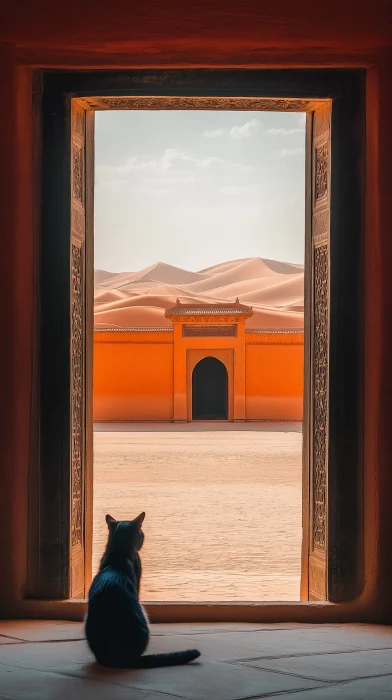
[94, 111, 305, 273]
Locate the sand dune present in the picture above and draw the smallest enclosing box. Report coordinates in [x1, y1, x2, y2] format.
[94, 306, 173, 329]
[95, 257, 304, 329]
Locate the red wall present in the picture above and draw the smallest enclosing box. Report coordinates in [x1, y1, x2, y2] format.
[0, 0, 391, 617]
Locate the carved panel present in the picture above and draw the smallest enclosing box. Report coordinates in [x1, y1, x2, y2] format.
[73, 106, 85, 139]
[313, 244, 329, 551]
[183, 325, 237, 337]
[71, 206, 85, 247]
[309, 553, 327, 600]
[73, 146, 84, 204]
[81, 96, 317, 112]
[315, 143, 328, 201]
[71, 243, 83, 548]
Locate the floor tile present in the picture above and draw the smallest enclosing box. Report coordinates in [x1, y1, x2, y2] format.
[270, 674, 392, 699]
[0, 665, 168, 700]
[0, 621, 85, 643]
[0, 640, 92, 671]
[121, 660, 324, 700]
[1, 621, 392, 700]
[0, 637, 25, 646]
[218, 625, 392, 660]
[242, 648, 392, 683]
[147, 631, 262, 661]
[150, 622, 267, 636]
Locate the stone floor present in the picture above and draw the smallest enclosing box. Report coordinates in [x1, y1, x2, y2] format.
[1, 621, 392, 698]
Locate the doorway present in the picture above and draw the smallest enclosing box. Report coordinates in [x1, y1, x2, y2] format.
[192, 357, 228, 420]
[33, 69, 364, 611]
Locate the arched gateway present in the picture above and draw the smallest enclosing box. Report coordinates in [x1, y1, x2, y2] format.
[192, 356, 228, 420]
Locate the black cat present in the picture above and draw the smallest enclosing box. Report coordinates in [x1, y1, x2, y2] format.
[85, 512, 201, 668]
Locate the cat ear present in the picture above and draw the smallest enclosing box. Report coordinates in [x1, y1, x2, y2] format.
[105, 514, 117, 528]
[134, 512, 145, 529]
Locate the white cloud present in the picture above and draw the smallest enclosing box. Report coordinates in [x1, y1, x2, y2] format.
[268, 127, 304, 135]
[145, 175, 198, 185]
[229, 118, 261, 139]
[202, 128, 226, 139]
[280, 147, 305, 157]
[197, 156, 225, 169]
[96, 147, 252, 192]
[298, 113, 307, 125]
[97, 148, 189, 176]
[201, 118, 261, 140]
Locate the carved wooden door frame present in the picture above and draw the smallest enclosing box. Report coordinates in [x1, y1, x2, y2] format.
[30, 69, 364, 604]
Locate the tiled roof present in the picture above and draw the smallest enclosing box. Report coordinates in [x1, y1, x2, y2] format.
[246, 328, 304, 334]
[165, 298, 253, 316]
[94, 327, 173, 332]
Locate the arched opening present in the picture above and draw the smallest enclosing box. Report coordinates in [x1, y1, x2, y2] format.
[192, 356, 228, 420]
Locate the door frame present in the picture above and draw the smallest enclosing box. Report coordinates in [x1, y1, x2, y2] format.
[29, 69, 364, 608]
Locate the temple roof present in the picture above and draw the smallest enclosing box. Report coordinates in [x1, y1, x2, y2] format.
[165, 298, 253, 318]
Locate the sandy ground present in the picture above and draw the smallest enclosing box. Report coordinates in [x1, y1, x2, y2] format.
[93, 422, 302, 601]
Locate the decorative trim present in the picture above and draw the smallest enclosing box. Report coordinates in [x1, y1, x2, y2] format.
[170, 308, 247, 315]
[247, 341, 303, 346]
[315, 143, 329, 201]
[80, 96, 319, 112]
[183, 325, 237, 337]
[72, 146, 84, 204]
[94, 327, 173, 332]
[312, 244, 329, 552]
[246, 328, 304, 334]
[170, 314, 250, 323]
[71, 243, 83, 549]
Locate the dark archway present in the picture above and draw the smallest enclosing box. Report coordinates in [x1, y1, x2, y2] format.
[192, 356, 228, 420]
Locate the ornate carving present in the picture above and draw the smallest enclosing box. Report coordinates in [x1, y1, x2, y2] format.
[183, 324, 237, 337]
[315, 143, 328, 200]
[73, 146, 84, 204]
[73, 107, 85, 139]
[313, 244, 329, 551]
[81, 96, 315, 112]
[71, 206, 85, 246]
[313, 209, 329, 248]
[309, 554, 327, 600]
[71, 243, 83, 548]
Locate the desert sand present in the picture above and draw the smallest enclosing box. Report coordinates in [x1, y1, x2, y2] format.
[95, 258, 304, 329]
[93, 423, 302, 601]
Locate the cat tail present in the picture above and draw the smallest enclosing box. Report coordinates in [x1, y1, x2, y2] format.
[137, 649, 201, 668]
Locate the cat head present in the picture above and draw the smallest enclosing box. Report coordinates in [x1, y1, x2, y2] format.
[105, 512, 145, 553]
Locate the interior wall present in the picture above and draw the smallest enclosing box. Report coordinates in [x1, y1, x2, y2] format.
[0, 0, 391, 618]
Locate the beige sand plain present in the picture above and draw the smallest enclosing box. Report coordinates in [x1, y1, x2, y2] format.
[94, 257, 304, 329]
[93, 423, 302, 601]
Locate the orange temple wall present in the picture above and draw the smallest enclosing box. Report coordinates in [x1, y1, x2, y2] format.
[94, 330, 304, 422]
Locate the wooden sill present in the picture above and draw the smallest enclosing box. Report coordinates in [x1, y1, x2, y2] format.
[10, 600, 367, 623]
